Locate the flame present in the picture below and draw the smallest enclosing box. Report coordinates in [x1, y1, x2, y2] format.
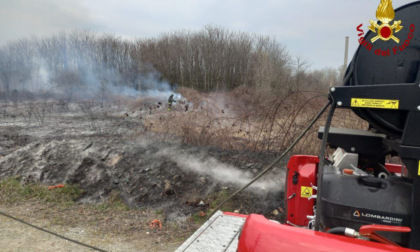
[376, 0, 395, 24]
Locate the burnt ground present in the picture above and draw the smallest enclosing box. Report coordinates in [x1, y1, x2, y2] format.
[0, 101, 286, 247]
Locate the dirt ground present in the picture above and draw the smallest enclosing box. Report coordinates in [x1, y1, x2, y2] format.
[0, 100, 286, 251]
[0, 204, 181, 252]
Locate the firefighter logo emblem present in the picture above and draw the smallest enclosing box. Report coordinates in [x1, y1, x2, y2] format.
[368, 0, 402, 43]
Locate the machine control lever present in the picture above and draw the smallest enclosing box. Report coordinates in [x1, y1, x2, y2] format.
[359, 225, 411, 246]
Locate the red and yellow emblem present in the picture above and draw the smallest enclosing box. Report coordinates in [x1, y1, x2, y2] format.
[368, 0, 403, 43]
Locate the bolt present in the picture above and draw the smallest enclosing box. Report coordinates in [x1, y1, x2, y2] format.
[418, 106, 420, 111]
[351, 147, 356, 152]
[337, 101, 343, 106]
[418, 84, 420, 88]
[330, 87, 336, 92]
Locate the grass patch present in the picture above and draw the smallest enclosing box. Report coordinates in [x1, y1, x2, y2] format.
[0, 177, 83, 205]
[95, 190, 131, 211]
[209, 188, 235, 212]
[155, 208, 165, 215]
[190, 211, 207, 225]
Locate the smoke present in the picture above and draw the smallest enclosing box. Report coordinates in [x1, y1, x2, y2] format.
[0, 31, 183, 102]
[32, 61, 182, 102]
[156, 147, 285, 193]
[133, 72, 183, 101]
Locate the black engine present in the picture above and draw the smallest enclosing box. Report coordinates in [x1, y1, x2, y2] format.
[316, 127, 414, 245]
[319, 165, 412, 245]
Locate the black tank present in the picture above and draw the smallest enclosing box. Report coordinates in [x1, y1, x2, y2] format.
[344, 1, 420, 137]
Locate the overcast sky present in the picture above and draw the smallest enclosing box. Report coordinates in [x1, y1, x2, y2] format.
[0, 0, 415, 70]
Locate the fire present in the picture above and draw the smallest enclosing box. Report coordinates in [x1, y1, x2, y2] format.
[376, 0, 395, 24]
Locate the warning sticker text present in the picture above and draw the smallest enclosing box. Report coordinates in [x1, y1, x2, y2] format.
[351, 98, 399, 109]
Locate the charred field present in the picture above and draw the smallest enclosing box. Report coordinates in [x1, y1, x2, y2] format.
[0, 96, 288, 249]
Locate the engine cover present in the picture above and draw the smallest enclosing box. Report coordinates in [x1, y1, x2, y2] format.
[320, 166, 412, 245]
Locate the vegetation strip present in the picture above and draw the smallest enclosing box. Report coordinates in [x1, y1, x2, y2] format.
[0, 209, 108, 252]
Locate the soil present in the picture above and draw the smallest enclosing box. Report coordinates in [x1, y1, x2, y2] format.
[0, 203, 181, 252]
[0, 101, 286, 251]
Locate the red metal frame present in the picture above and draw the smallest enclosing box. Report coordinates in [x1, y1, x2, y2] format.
[237, 214, 418, 252]
[237, 156, 413, 251]
[286, 155, 318, 227]
[385, 163, 403, 174]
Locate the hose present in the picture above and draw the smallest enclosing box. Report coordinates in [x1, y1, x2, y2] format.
[314, 98, 336, 231]
[326, 227, 347, 235]
[207, 100, 332, 220]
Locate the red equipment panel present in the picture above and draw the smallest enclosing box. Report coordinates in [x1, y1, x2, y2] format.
[385, 163, 403, 174]
[286, 155, 318, 227]
[237, 214, 417, 252]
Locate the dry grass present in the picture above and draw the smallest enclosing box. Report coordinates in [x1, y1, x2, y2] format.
[138, 86, 367, 155]
[0, 178, 82, 205]
[0, 178, 198, 246]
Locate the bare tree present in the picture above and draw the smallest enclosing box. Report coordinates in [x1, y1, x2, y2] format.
[0, 27, 340, 101]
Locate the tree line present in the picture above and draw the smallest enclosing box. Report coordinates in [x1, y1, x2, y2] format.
[0, 26, 341, 101]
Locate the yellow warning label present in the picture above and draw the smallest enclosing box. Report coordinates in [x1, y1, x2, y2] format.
[351, 98, 399, 109]
[418, 161, 420, 176]
[301, 186, 313, 198]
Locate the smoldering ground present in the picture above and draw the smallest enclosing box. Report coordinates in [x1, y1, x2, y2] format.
[155, 146, 285, 194]
[0, 125, 285, 222]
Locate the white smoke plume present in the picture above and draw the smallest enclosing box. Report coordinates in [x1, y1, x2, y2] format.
[156, 147, 285, 193]
[0, 31, 183, 102]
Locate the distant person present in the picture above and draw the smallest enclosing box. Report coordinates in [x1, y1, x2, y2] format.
[168, 94, 176, 111]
